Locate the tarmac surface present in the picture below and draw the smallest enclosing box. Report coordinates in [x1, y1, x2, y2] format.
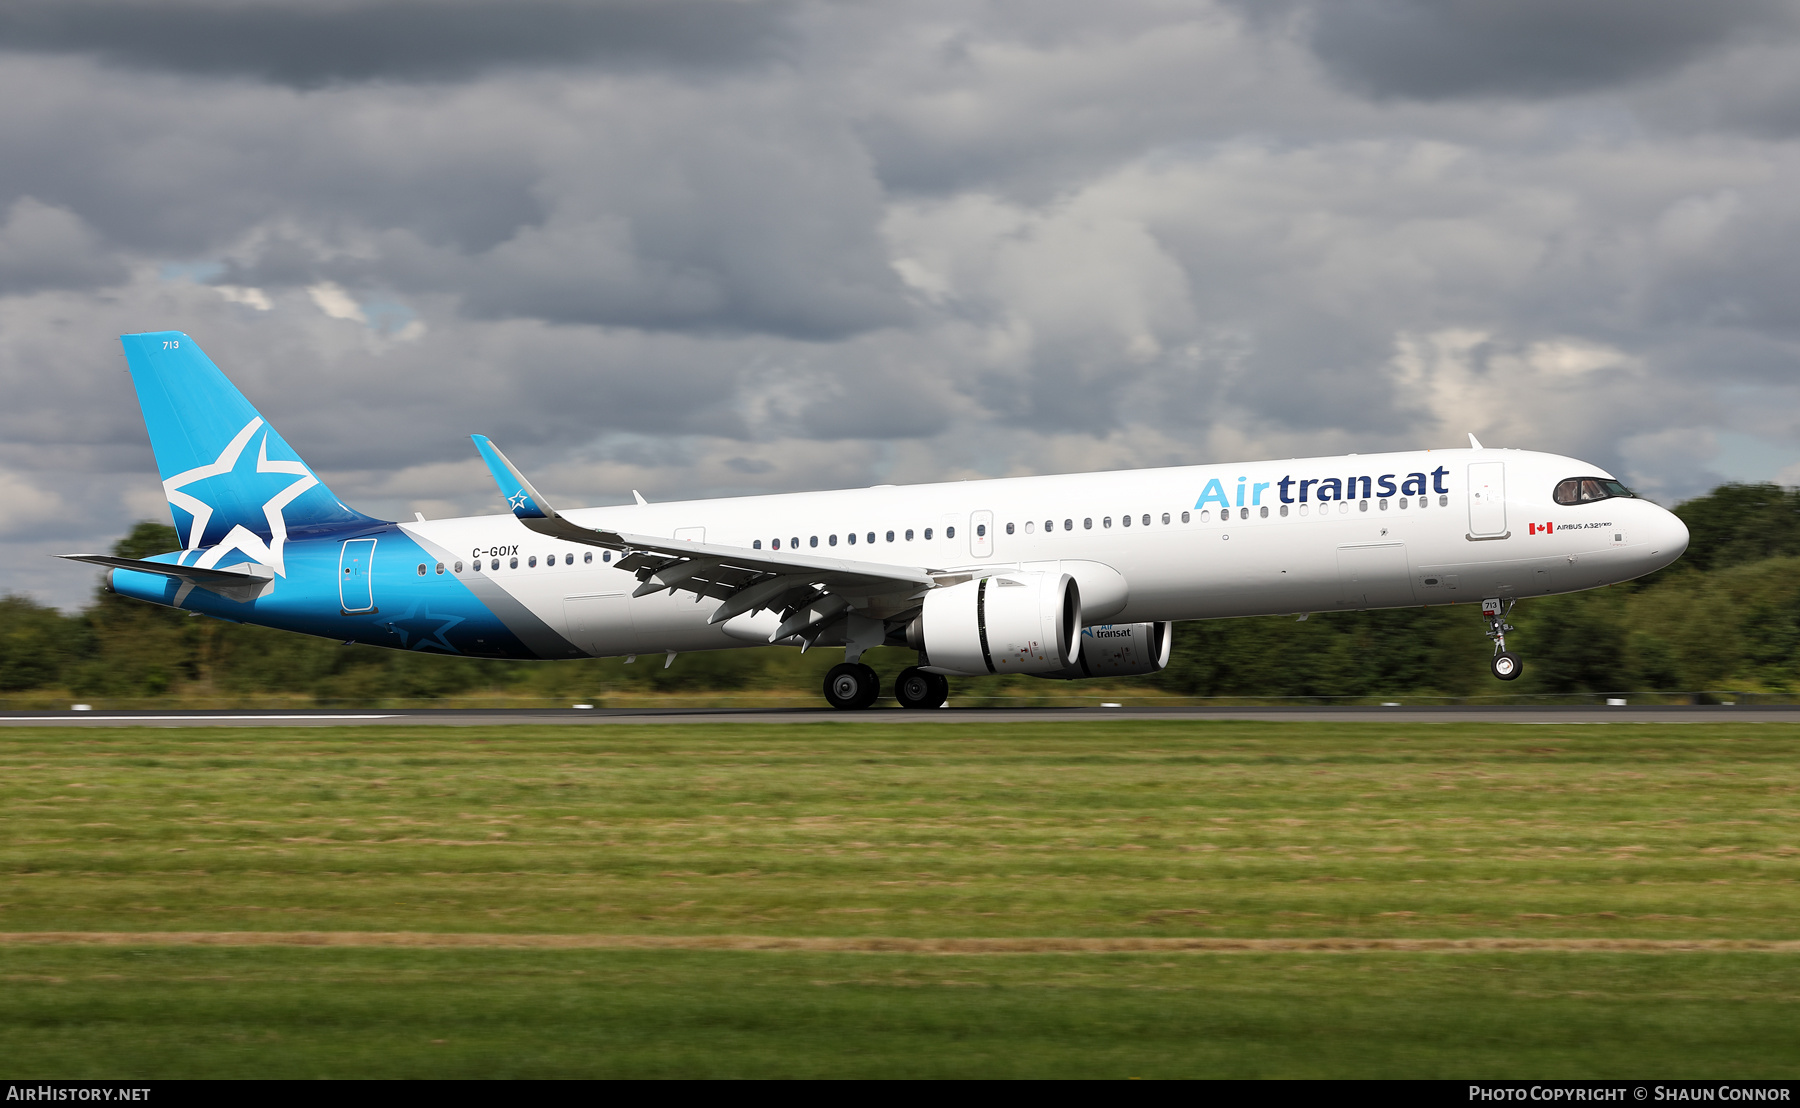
[3, 705, 1799, 726]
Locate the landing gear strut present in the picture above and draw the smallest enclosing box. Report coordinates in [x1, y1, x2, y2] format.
[894, 666, 949, 710]
[823, 661, 881, 710]
[1483, 597, 1523, 681]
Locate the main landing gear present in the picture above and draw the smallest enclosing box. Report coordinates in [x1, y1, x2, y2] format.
[894, 666, 949, 710]
[823, 662, 881, 710]
[822, 662, 950, 710]
[1483, 597, 1523, 681]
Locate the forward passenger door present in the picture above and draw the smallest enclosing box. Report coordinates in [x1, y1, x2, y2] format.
[1468, 462, 1507, 538]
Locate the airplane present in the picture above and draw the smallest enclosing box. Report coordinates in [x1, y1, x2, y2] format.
[60, 331, 1691, 709]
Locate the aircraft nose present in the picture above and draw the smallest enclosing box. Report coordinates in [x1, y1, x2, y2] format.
[1647, 502, 1689, 566]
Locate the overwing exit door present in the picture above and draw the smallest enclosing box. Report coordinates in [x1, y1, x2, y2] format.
[1468, 461, 1508, 537]
[339, 538, 376, 613]
[970, 510, 994, 557]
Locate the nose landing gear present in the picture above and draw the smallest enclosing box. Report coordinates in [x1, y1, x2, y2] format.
[1483, 597, 1523, 681]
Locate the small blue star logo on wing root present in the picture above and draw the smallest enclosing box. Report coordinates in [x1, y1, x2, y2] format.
[384, 601, 465, 653]
[162, 417, 317, 577]
[508, 491, 533, 512]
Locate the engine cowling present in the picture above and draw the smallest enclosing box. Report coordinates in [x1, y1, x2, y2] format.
[1037, 621, 1173, 680]
[910, 572, 1080, 677]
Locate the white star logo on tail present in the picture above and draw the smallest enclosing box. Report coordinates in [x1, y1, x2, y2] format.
[162, 416, 317, 577]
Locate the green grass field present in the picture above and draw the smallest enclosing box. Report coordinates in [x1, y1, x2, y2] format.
[2, 720, 1797, 1077]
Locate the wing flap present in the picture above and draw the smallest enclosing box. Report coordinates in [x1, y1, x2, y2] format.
[470, 436, 937, 617]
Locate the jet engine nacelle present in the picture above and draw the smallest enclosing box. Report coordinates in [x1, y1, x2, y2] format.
[910, 572, 1080, 677]
[1037, 621, 1173, 680]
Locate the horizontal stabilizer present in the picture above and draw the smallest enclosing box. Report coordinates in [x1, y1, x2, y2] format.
[58, 553, 275, 602]
[58, 553, 274, 583]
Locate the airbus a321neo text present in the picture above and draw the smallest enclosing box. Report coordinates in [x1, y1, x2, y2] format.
[63, 332, 1690, 709]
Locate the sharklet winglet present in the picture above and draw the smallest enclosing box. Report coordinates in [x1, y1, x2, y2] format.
[471, 435, 557, 521]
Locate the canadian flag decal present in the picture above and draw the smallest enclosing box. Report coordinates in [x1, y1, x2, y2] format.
[1528, 522, 1555, 535]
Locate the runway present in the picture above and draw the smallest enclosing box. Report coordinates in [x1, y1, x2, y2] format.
[4, 704, 1799, 726]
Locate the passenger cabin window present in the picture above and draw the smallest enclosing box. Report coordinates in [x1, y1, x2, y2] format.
[845, 533, 853, 544]
[754, 540, 762, 550]
[1181, 511, 1190, 523]
[1005, 522, 1014, 535]
[528, 555, 537, 568]
[830, 534, 838, 546]
[1161, 513, 1170, 525]
[416, 563, 426, 575]
[436, 562, 445, 574]
[886, 531, 895, 542]
[454, 560, 464, 573]
[810, 536, 819, 548]
[976, 523, 987, 537]
[772, 539, 780, 550]
[1554, 477, 1634, 506]
[946, 526, 955, 539]
[867, 532, 875, 544]
[584, 551, 592, 563]
[1083, 518, 1093, 530]
[905, 529, 914, 541]
[925, 528, 933, 540]
[509, 557, 519, 569]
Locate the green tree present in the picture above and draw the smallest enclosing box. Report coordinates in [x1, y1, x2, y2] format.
[1670, 483, 1800, 573]
[0, 596, 87, 691]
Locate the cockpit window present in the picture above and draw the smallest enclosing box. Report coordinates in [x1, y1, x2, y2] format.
[1554, 476, 1634, 506]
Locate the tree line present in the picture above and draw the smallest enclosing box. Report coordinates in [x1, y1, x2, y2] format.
[0, 483, 1792, 703]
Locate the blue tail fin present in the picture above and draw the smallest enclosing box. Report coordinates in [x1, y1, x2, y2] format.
[120, 331, 382, 575]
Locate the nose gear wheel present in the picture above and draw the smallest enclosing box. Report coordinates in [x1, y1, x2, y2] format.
[1482, 598, 1523, 681]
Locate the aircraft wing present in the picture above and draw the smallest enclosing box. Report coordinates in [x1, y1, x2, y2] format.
[472, 436, 941, 638]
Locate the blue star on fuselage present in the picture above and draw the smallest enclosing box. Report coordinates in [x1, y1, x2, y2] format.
[384, 601, 465, 652]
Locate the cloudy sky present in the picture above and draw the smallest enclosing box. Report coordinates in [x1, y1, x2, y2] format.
[5, 0, 1800, 608]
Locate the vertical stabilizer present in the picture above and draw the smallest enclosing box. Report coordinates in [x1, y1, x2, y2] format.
[119, 331, 382, 575]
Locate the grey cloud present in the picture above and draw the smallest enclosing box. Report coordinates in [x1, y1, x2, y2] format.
[0, 0, 797, 87]
[1292, 0, 1794, 100]
[7, 1, 1800, 611]
[0, 198, 127, 294]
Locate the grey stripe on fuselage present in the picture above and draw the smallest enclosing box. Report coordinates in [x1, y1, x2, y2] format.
[406, 531, 585, 659]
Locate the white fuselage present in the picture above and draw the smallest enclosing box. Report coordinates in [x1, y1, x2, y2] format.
[399, 447, 1689, 659]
